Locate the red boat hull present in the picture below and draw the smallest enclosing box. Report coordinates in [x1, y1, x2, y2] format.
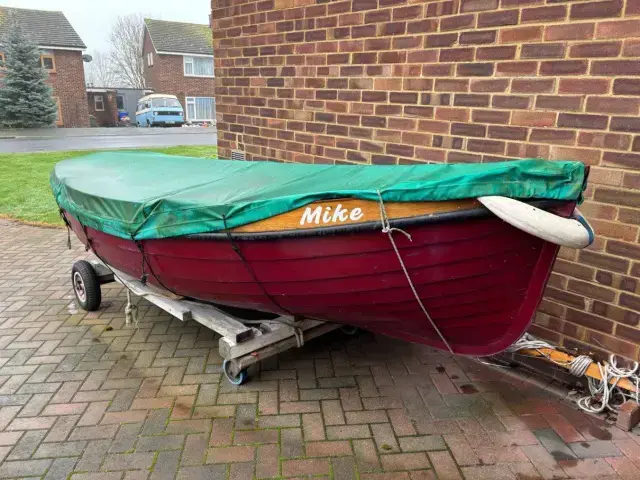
[65, 209, 562, 356]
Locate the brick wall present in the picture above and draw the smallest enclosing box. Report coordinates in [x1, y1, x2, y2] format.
[48, 50, 90, 128]
[87, 91, 118, 127]
[143, 29, 160, 93]
[211, 0, 640, 360]
[142, 29, 215, 111]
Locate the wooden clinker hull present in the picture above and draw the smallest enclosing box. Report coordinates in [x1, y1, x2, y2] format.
[64, 200, 568, 356]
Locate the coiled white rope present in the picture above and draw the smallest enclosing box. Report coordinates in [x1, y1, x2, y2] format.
[577, 355, 639, 413]
[506, 334, 593, 377]
[569, 355, 594, 378]
[507, 333, 640, 413]
[506, 333, 555, 352]
[376, 191, 454, 354]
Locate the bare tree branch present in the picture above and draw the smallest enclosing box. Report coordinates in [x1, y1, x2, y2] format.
[108, 14, 146, 89]
[84, 50, 117, 87]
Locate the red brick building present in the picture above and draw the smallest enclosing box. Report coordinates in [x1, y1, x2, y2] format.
[143, 19, 216, 124]
[0, 6, 90, 128]
[212, 0, 640, 360]
[86, 88, 119, 127]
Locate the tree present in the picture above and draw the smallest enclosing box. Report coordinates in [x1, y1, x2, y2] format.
[85, 50, 116, 87]
[0, 22, 58, 128]
[108, 14, 146, 89]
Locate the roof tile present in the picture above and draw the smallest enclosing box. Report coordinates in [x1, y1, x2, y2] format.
[145, 19, 213, 56]
[0, 7, 86, 49]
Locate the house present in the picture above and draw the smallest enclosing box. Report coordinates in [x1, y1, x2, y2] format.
[86, 87, 153, 127]
[211, 0, 640, 362]
[0, 6, 89, 128]
[142, 18, 215, 125]
[86, 88, 118, 127]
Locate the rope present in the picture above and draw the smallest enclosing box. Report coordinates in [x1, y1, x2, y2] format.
[221, 216, 307, 345]
[376, 191, 454, 354]
[76, 222, 144, 328]
[134, 240, 148, 285]
[293, 326, 304, 348]
[59, 210, 71, 249]
[577, 355, 639, 414]
[506, 333, 593, 376]
[239, 317, 305, 348]
[508, 333, 640, 413]
[129, 238, 182, 298]
[570, 355, 594, 378]
[124, 289, 139, 328]
[221, 215, 296, 317]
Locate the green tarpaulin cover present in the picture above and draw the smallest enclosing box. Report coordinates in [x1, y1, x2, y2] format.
[50, 151, 586, 240]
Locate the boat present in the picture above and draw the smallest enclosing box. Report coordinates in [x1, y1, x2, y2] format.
[51, 152, 593, 356]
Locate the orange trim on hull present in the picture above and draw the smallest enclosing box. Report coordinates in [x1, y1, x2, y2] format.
[232, 198, 481, 233]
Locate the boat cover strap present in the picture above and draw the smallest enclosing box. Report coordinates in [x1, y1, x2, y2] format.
[377, 191, 454, 354]
[50, 151, 587, 240]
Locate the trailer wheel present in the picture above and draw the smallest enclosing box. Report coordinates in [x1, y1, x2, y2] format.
[222, 360, 248, 385]
[71, 261, 101, 312]
[341, 325, 359, 335]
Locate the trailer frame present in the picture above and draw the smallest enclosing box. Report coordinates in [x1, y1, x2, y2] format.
[72, 259, 340, 384]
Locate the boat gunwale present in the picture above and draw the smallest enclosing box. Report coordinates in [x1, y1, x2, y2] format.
[187, 199, 566, 241]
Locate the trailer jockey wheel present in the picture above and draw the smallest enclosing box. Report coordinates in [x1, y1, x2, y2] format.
[222, 360, 248, 385]
[71, 260, 101, 312]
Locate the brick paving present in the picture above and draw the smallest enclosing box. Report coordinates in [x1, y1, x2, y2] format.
[0, 218, 639, 479]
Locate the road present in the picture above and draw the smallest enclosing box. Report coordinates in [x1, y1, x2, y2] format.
[0, 127, 217, 153]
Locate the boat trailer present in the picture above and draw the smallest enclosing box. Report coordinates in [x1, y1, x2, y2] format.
[70, 259, 340, 385]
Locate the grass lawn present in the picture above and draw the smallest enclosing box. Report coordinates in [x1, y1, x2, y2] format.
[0, 145, 218, 226]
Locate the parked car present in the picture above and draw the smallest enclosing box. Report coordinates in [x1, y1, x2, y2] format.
[136, 94, 184, 127]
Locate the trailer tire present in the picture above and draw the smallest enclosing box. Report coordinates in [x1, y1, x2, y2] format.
[71, 261, 101, 312]
[341, 325, 359, 335]
[222, 360, 248, 385]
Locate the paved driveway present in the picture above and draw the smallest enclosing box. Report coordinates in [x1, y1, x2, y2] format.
[0, 219, 638, 479]
[0, 128, 217, 154]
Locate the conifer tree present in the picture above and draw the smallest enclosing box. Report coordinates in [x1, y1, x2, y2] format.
[0, 22, 58, 128]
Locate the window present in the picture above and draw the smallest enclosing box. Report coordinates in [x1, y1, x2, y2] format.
[53, 97, 63, 126]
[152, 97, 181, 108]
[0, 52, 5, 69]
[94, 95, 105, 111]
[186, 97, 215, 122]
[183, 56, 214, 77]
[116, 95, 125, 110]
[147, 52, 154, 67]
[40, 54, 55, 72]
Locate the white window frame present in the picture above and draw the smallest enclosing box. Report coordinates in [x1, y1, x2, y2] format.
[185, 96, 215, 122]
[183, 55, 214, 78]
[147, 52, 153, 67]
[94, 95, 105, 112]
[183, 56, 194, 76]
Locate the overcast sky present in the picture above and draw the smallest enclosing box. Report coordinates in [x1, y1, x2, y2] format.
[0, 0, 211, 53]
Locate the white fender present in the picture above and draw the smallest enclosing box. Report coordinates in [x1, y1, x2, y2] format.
[477, 196, 594, 249]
